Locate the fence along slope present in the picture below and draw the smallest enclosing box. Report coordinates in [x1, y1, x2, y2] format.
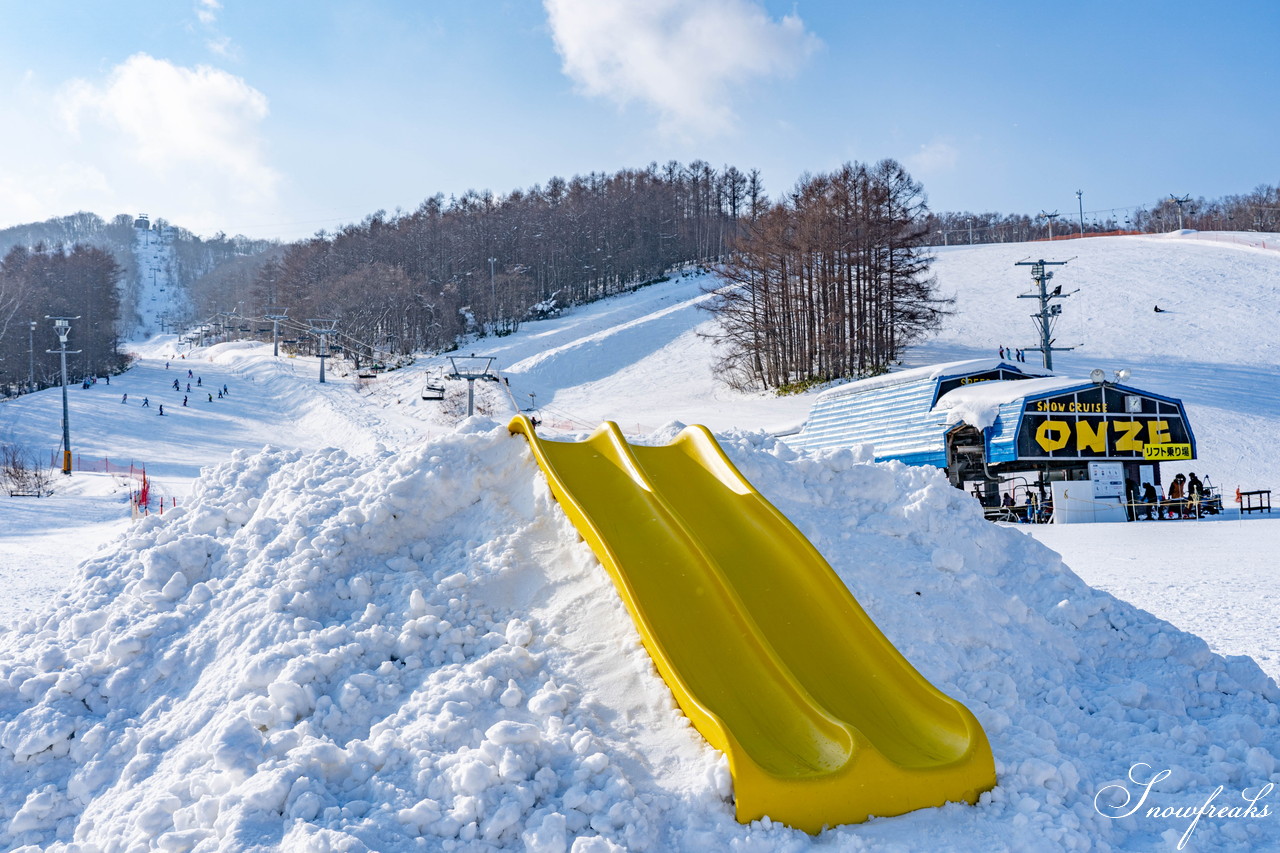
[509, 415, 996, 831]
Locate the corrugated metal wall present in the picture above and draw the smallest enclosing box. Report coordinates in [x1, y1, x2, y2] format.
[786, 377, 951, 467]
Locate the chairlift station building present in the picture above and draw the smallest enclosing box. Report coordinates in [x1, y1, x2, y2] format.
[785, 359, 1195, 495]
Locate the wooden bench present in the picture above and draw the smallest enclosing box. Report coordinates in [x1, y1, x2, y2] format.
[1240, 490, 1272, 514]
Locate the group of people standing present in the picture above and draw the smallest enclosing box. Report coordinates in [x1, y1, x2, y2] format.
[1000, 490, 1051, 523]
[998, 346, 1028, 363]
[1136, 472, 1205, 520]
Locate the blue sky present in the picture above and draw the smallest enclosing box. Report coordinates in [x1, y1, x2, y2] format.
[1, 1, 1275, 240]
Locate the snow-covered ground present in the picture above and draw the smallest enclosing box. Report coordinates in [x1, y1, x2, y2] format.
[1, 232, 1279, 850]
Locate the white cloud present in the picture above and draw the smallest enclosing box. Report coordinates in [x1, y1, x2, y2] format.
[195, 0, 222, 27]
[544, 0, 819, 136]
[0, 54, 279, 235]
[906, 139, 960, 175]
[193, 1, 238, 60]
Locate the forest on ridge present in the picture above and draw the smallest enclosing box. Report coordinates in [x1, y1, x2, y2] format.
[1, 163, 1277, 394]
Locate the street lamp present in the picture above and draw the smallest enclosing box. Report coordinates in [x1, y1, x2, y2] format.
[28, 320, 36, 390]
[46, 315, 81, 475]
[488, 257, 497, 322]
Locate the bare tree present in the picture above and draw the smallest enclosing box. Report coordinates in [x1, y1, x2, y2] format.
[705, 160, 949, 391]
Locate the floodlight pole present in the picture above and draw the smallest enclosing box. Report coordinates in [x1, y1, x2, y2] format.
[1076, 190, 1085, 236]
[28, 320, 36, 390]
[1015, 260, 1073, 371]
[46, 316, 81, 475]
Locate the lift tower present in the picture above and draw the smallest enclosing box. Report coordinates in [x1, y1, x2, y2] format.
[1015, 259, 1074, 371]
[446, 354, 498, 418]
[266, 307, 289, 357]
[308, 319, 337, 383]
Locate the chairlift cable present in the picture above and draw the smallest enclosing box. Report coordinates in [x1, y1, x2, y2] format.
[492, 369, 521, 413]
[539, 404, 597, 430]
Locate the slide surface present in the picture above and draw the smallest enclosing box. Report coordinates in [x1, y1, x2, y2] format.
[510, 416, 996, 832]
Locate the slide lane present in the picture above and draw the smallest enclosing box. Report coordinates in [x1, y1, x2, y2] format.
[509, 416, 995, 831]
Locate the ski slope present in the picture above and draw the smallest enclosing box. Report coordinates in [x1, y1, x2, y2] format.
[130, 225, 185, 339]
[2, 232, 1279, 850]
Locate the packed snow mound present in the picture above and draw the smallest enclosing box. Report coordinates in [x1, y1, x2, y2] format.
[3, 427, 1279, 850]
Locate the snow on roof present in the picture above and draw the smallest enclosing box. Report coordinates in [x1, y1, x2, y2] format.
[812, 358, 1051, 402]
[931, 373, 1100, 427]
[933, 376, 1090, 429]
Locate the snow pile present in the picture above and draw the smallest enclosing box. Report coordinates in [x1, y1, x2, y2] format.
[0, 426, 721, 851]
[3, 424, 1280, 850]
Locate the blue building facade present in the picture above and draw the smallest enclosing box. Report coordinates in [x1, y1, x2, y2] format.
[785, 359, 1196, 493]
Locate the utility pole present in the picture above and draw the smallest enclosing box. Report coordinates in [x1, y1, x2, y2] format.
[1170, 194, 1192, 230]
[1015, 260, 1074, 371]
[967, 218, 974, 245]
[308, 319, 337, 383]
[1076, 190, 1085, 237]
[1038, 210, 1061, 241]
[46, 316, 81, 475]
[266, 307, 288, 357]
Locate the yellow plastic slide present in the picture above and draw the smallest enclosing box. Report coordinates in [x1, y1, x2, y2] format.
[509, 416, 996, 832]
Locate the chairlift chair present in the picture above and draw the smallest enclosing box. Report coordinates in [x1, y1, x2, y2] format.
[422, 383, 445, 401]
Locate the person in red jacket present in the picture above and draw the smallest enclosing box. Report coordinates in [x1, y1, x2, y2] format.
[1166, 474, 1186, 518]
